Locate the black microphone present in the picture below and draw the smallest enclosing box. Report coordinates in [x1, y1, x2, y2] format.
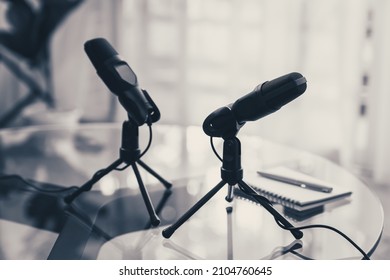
[203, 72, 307, 138]
[84, 38, 159, 126]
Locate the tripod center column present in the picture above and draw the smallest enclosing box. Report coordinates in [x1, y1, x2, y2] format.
[221, 137, 243, 185]
[120, 120, 141, 163]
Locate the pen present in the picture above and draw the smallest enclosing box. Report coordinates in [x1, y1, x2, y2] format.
[257, 171, 333, 193]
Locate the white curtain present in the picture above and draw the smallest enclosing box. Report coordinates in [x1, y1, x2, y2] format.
[119, 0, 370, 165]
[4, 0, 386, 185]
[50, 0, 121, 122]
[366, 0, 390, 185]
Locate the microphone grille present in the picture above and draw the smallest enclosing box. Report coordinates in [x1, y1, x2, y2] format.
[84, 38, 118, 70]
[264, 72, 307, 108]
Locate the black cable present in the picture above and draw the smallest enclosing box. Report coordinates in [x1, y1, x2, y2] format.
[210, 137, 223, 162]
[239, 184, 369, 259]
[114, 123, 153, 173]
[274, 218, 370, 260]
[210, 136, 371, 260]
[114, 163, 130, 171]
[139, 123, 153, 158]
[237, 176, 371, 259]
[51, 125, 152, 192]
[0, 174, 78, 193]
[237, 184, 370, 259]
[289, 250, 313, 260]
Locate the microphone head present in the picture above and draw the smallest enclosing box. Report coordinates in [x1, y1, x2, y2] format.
[84, 38, 118, 70]
[83, 37, 155, 126]
[261, 72, 307, 110]
[232, 72, 307, 123]
[203, 72, 307, 138]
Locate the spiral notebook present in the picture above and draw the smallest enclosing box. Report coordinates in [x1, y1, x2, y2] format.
[242, 166, 352, 211]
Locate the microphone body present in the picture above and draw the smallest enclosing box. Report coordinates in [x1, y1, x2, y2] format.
[203, 72, 307, 138]
[84, 38, 158, 126]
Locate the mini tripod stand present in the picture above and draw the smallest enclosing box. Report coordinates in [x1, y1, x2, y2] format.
[162, 137, 303, 239]
[64, 119, 172, 226]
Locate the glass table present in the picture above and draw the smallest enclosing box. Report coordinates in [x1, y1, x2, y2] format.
[0, 123, 384, 259]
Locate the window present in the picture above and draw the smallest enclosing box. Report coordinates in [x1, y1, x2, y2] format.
[117, 0, 370, 168]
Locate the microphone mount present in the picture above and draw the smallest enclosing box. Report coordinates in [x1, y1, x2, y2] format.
[202, 105, 244, 139]
[64, 118, 172, 227]
[162, 133, 303, 239]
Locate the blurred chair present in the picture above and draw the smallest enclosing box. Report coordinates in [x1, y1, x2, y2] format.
[0, 0, 84, 128]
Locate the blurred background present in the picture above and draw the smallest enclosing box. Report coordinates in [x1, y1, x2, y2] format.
[0, 0, 389, 258]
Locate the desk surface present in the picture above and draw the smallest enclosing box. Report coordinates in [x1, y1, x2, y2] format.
[0, 123, 384, 260]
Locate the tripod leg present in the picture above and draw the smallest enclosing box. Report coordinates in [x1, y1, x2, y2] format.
[64, 158, 123, 204]
[137, 159, 172, 189]
[162, 180, 226, 239]
[143, 188, 173, 230]
[226, 206, 233, 260]
[238, 180, 303, 240]
[132, 163, 161, 227]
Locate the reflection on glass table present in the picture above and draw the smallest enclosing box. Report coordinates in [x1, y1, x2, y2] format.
[0, 123, 384, 259]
